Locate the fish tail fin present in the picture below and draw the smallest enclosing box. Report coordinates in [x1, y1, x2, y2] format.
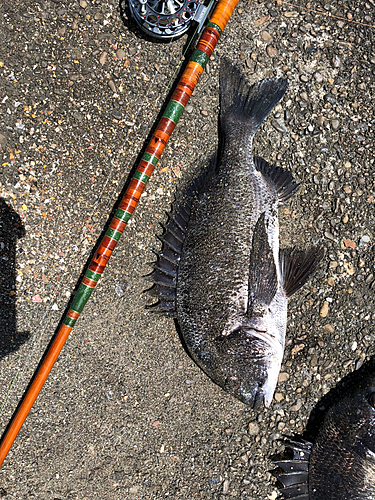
[220, 57, 288, 137]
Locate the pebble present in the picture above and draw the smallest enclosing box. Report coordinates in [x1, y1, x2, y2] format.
[327, 277, 335, 286]
[108, 80, 116, 92]
[248, 421, 259, 436]
[323, 324, 335, 333]
[99, 52, 108, 65]
[0, 133, 7, 150]
[201, 110, 208, 117]
[343, 238, 356, 249]
[266, 46, 278, 57]
[80, 0, 87, 8]
[344, 261, 355, 275]
[274, 393, 283, 402]
[261, 31, 272, 42]
[222, 480, 230, 494]
[332, 55, 341, 68]
[314, 72, 323, 83]
[360, 235, 370, 245]
[115, 283, 126, 297]
[116, 49, 126, 60]
[320, 301, 329, 318]
[185, 105, 193, 114]
[331, 119, 340, 131]
[290, 400, 302, 412]
[278, 372, 289, 382]
[284, 11, 298, 17]
[272, 119, 288, 133]
[129, 486, 140, 494]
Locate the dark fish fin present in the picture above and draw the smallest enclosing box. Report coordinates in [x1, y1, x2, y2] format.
[220, 57, 288, 137]
[254, 157, 301, 202]
[272, 439, 312, 500]
[146, 162, 214, 315]
[248, 212, 278, 306]
[280, 247, 324, 298]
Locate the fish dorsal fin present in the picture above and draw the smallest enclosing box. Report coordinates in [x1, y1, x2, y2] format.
[248, 212, 278, 308]
[254, 157, 301, 202]
[280, 247, 324, 298]
[220, 57, 288, 138]
[272, 439, 312, 500]
[146, 163, 214, 315]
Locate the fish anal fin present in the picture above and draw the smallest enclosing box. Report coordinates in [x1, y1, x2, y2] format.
[280, 247, 324, 298]
[248, 212, 278, 307]
[254, 157, 301, 202]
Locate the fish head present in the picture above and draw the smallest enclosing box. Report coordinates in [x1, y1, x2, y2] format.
[212, 318, 283, 408]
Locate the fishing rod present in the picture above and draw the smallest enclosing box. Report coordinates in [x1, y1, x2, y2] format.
[0, 0, 240, 468]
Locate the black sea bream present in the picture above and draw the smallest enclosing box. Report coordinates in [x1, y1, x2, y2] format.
[148, 58, 323, 407]
[273, 368, 375, 499]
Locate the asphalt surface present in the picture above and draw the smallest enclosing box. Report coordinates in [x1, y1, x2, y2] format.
[1, 0, 375, 499]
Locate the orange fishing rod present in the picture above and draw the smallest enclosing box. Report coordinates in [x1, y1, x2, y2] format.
[0, 0, 240, 468]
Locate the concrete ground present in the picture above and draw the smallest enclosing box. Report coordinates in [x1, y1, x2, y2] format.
[0, 0, 374, 498]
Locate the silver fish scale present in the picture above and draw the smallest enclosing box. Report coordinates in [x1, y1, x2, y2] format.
[176, 132, 279, 353]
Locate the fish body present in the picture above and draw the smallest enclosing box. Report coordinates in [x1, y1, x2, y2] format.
[148, 58, 322, 407]
[274, 369, 375, 499]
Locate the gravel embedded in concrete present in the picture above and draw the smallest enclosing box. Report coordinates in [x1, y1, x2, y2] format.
[0, 1, 375, 499]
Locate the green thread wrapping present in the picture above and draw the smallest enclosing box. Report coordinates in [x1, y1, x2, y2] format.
[206, 21, 222, 35]
[85, 269, 101, 282]
[115, 208, 132, 223]
[133, 170, 150, 184]
[69, 283, 94, 313]
[63, 315, 77, 328]
[190, 49, 209, 69]
[105, 227, 122, 241]
[142, 152, 159, 166]
[163, 100, 184, 124]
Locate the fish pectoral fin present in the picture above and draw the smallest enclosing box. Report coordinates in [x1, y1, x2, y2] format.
[254, 157, 301, 202]
[280, 246, 324, 298]
[248, 212, 278, 307]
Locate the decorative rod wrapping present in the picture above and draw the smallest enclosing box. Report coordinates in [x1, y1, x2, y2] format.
[0, 0, 240, 468]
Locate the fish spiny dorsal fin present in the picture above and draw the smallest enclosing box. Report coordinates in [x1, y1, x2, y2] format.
[272, 439, 312, 500]
[280, 247, 324, 298]
[146, 162, 215, 316]
[220, 57, 288, 137]
[248, 212, 278, 308]
[254, 157, 301, 202]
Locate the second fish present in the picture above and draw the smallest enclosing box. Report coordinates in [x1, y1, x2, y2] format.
[148, 58, 323, 408]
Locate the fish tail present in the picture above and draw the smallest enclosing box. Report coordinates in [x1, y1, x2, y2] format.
[219, 57, 288, 137]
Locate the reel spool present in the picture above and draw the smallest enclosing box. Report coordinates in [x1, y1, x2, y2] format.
[128, 0, 214, 39]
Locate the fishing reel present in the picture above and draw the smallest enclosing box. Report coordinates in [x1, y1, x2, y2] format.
[128, 0, 217, 40]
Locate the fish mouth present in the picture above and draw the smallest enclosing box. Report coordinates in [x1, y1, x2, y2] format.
[216, 326, 283, 408]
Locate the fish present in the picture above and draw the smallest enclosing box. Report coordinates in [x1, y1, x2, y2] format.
[273, 367, 375, 499]
[147, 58, 323, 408]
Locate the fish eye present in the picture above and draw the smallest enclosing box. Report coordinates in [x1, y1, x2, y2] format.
[368, 392, 375, 409]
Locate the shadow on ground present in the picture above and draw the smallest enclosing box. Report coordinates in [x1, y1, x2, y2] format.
[0, 198, 30, 359]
